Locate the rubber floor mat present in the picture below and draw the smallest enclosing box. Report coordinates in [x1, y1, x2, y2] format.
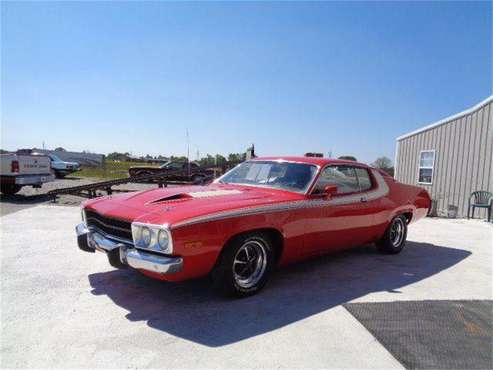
[344, 300, 493, 370]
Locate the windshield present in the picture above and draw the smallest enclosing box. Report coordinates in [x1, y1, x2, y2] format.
[49, 154, 62, 161]
[217, 161, 318, 193]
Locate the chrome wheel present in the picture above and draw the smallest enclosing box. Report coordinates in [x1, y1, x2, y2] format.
[390, 218, 405, 247]
[233, 240, 267, 289]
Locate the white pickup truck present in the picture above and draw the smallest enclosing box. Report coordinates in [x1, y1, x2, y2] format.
[0, 151, 55, 195]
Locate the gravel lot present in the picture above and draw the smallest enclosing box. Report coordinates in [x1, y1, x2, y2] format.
[1, 204, 491, 369]
[0, 176, 160, 215]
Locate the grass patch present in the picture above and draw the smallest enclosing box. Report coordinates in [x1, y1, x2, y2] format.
[77, 161, 158, 180]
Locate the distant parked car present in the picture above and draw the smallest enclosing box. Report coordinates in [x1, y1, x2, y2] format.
[0, 151, 55, 195]
[44, 153, 80, 178]
[128, 161, 214, 183]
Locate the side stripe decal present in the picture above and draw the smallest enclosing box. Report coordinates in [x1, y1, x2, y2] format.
[171, 169, 389, 229]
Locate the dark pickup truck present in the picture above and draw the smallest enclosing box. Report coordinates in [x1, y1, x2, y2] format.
[128, 161, 215, 183]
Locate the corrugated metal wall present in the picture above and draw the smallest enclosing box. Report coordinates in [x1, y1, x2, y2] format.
[395, 97, 493, 218]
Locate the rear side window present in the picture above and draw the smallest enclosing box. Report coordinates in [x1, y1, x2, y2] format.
[313, 165, 360, 194]
[354, 168, 372, 191]
[312, 166, 373, 195]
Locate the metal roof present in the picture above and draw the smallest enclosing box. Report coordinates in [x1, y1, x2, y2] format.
[396, 95, 493, 141]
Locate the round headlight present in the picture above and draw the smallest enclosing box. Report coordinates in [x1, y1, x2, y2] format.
[141, 227, 151, 246]
[157, 229, 169, 250]
[133, 226, 142, 243]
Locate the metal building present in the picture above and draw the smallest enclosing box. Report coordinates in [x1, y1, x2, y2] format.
[395, 96, 493, 218]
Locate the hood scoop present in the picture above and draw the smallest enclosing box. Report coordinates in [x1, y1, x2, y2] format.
[149, 189, 243, 204]
[149, 193, 192, 204]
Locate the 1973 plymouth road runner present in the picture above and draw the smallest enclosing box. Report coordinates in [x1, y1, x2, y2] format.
[76, 156, 430, 297]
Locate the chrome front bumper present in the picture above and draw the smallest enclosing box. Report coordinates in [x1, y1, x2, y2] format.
[75, 223, 183, 274]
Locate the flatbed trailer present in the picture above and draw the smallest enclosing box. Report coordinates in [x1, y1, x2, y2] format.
[46, 169, 215, 201]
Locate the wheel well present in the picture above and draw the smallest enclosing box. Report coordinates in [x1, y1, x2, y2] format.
[224, 228, 284, 265]
[401, 212, 413, 224]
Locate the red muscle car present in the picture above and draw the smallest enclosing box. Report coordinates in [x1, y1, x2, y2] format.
[76, 156, 431, 297]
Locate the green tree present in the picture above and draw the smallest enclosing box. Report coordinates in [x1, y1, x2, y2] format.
[198, 154, 215, 167]
[228, 152, 246, 163]
[371, 156, 394, 176]
[215, 154, 227, 166]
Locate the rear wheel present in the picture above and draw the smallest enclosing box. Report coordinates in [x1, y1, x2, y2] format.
[212, 232, 274, 297]
[376, 215, 408, 254]
[0, 184, 22, 195]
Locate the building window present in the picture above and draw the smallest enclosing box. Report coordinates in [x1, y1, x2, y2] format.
[418, 150, 435, 184]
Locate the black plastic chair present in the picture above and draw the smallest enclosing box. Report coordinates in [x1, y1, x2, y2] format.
[467, 191, 492, 222]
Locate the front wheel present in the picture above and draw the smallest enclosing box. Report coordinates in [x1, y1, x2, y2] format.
[212, 232, 274, 297]
[376, 215, 408, 254]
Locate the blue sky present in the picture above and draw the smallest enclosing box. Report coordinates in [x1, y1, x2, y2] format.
[1, 1, 491, 163]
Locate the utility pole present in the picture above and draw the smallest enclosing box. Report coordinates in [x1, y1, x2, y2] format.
[186, 129, 190, 175]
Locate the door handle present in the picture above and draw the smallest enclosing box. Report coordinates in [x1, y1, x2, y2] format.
[360, 196, 368, 203]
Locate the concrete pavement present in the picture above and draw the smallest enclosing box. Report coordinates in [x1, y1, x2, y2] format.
[1, 205, 491, 368]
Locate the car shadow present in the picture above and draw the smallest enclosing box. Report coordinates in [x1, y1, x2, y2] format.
[0, 194, 51, 216]
[88, 241, 470, 347]
[0, 193, 49, 203]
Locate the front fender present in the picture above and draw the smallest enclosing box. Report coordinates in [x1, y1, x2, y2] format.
[169, 212, 295, 280]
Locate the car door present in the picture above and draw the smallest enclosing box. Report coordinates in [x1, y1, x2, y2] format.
[302, 165, 383, 256]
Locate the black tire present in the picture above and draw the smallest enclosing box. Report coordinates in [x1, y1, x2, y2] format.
[0, 184, 22, 195]
[212, 232, 275, 297]
[376, 215, 408, 254]
[55, 172, 66, 179]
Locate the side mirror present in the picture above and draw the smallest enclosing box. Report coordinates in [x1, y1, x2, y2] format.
[324, 185, 338, 199]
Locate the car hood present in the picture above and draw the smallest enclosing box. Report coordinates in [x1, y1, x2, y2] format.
[85, 184, 304, 227]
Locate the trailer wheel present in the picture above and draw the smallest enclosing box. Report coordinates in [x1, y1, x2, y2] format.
[1, 184, 22, 195]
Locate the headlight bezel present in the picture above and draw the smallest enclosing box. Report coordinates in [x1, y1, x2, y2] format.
[131, 222, 173, 254]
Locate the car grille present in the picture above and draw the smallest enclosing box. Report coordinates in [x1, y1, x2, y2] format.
[85, 210, 132, 242]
